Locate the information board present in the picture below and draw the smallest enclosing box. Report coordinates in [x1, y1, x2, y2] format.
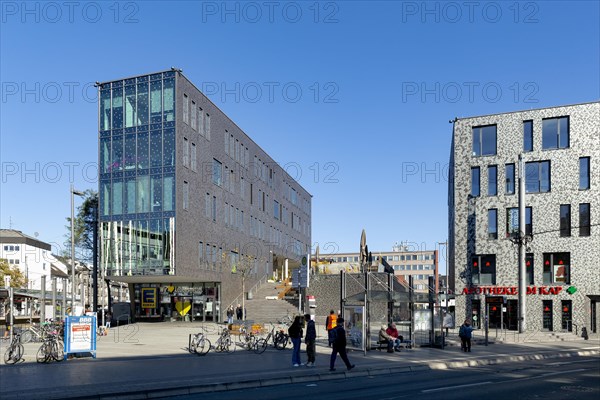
[65, 315, 97, 359]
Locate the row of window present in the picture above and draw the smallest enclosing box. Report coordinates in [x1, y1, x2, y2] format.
[472, 116, 570, 157]
[393, 265, 435, 271]
[486, 204, 591, 239]
[2, 245, 20, 251]
[329, 254, 434, 263]
[471, 252, 572, 285]
[182, 93, 212, 139]
[471, 157, 591, 197]
[101, 175, 175, 217]
[5, 258, 20, 265]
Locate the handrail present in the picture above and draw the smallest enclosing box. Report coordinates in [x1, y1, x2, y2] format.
[227, 274, 269, 310]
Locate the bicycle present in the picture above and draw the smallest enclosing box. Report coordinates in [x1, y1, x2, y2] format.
[213, 328, 235, 353]
[189, 329, 211, 356]
[236, 324, 259, 351]
[264, 323, 288, 350]
[20, 322, 49, 344]
[4, 332, 24, 364]
[36, 332, 64, 363]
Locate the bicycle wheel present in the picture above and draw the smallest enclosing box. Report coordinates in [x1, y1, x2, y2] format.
[224, 336, 235, 353]
[196, 338, 211, 356]
[4, 346, 17, 364]
[52, 340, 64, 362]
[274, 333, 285, 350]
[254, 338, 268, 354]
[36, 343, 50, 363]
[20, 330, 33, 344]
[189, 335, 200, 353]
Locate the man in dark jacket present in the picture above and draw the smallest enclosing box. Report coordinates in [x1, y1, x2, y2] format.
[329, 317, 355, 372]
[304, 314, 316, 367]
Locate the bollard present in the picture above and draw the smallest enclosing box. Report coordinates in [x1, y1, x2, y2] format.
[581, 327, 589, 340]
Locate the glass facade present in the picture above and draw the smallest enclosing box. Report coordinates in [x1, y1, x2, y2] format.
[99, 71, 177, 276]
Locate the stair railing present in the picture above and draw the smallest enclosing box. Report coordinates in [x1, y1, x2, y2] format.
[228, 274, 269, 310]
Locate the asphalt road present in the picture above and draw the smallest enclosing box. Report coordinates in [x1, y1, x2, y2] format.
[174, 355, 600, 400]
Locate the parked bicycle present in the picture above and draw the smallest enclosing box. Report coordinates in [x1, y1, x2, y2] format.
[264, 323, 289, 350]
[189, 328, 211, 356]
[213, 328, 235, 353]
[36, 331, 64, 363]
[4, 332, 24, 364]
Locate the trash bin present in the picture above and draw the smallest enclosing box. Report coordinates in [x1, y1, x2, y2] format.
[581, 327, 589, 340]
[247, 291, 253, 300]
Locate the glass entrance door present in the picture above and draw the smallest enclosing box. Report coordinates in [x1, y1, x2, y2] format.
[561, 300, 572, 331]
[591, 300, 597, 334]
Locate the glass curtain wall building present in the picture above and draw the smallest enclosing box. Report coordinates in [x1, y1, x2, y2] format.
[97, 70, 312, 323]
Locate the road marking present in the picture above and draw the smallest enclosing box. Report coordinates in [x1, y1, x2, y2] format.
[306, 384, 318, 387]
[422, 381, 492, 393]
[497, 368, 588, 383]
[547, 359, 599, 366]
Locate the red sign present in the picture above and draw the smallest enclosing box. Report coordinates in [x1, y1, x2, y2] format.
[462, 286, 564, 295]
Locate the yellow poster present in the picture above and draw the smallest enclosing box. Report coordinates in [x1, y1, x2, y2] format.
[141, 288, 157, 308]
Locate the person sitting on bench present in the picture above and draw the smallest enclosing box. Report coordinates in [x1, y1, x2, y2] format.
[378, 325, 395, 352]
[386, 323, 403, 351]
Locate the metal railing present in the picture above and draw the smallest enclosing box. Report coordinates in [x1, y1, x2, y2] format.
[228, 274, 269, 311]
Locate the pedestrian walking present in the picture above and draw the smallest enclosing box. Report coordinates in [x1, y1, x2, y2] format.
[329, 317, 355, 372]
[226, 306, 234, 324]
[235, 304, 243, 321]
[304, 313, 316, 367]
[325, 309, 337, 347]
[288, 315, 304, 367]
[459, 319, 474, 352]
[3, 308, 11, 339]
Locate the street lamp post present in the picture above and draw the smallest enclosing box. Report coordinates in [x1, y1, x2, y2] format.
[70, 184, 85, 315]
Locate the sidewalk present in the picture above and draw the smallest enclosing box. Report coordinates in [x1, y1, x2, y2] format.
[0, 322, 598, 400]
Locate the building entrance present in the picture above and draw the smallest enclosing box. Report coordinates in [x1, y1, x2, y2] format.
[543, 300, 553, 331]
[591, 300, 598, 334]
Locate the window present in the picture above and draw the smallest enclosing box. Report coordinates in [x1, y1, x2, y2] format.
[579, 157, 590, 190]
[526, 253, 534, 285]
[472, 125, 497, 156]
[543, 253, 570, 284]
[205, 193, 210, 219]
[471, 254, 496, 284]
[183, 137, 189, 168]
[212, 159, 222, 186]
[212, 195, 217, 222]
[199, 241, 203, 262]
[224, 132, 229, 155]
[183, 94, 189, 124]
[240, 177, 245, 199]
[488, 209, 498, 239]
[191, 100, 197, 130]
[274, 200, 280, 220]
[525, 161, 551, 193]
[205, 114, 211, 140]
[506, 207, 532, 237]
[505, 163, 515, 195]
[523, 120, 533, 152]
[198, 108, 205, 136]
[183, 181, 189, 210]
[488, 165, 497, 196]
[471, 167, 480, 197]
[191, 143, 197, 172]
[579, 203, 591, 236]
[560, 204, 571, 237]
[542, 116, 569, 149]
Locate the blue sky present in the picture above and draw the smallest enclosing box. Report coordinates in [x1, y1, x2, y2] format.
[1, 1, 599, 273]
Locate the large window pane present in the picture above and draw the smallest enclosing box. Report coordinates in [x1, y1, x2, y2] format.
[163, 129, 175, 167]
[488, 209, 497, 239]
[125, 178, 136, 214]
[579, 157, 590, 190]
[100, 89, 111, 131]
[125, 85, 136, 128]
[150, 80, 162, 123]
[151, 176, 162, 212]
[111, 136, 123, 171]
[137, 132, 149, 169]
[100, 137, 111, 173]
[505, 163, 515, 195]
[213, 159, 222, 186]
[150, 130, 162, 167]
[488, 165, 497, 196]
[101, 180, 110, 216]
[560, 204, 571, 237]
[523, 120, 533, 152]
[472, 125, 497, 156]
[471, 167, 480, 197]
[163, 174, 174, 211]
[112, 179, 123, 215]
[112, 86, 123, 129]
[124, 134, 136, 170]
[542, 117, 569, 149]
[526, 161, 551, 193]
[136, 82, 149, 125]
[137, 175, 150, 212]
[579, 203, 591, 236]
[163, 78, 175, 122]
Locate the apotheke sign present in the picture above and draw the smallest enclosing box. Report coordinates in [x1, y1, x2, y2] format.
[462, 286, 568, 295]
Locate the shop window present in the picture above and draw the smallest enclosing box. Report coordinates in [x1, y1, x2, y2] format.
[543, 252, 570, 284]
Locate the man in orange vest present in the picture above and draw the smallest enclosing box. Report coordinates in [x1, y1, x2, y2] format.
[325, 310, 337, 347]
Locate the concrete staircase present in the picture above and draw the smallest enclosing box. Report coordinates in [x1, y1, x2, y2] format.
[245, 280, 300, 323]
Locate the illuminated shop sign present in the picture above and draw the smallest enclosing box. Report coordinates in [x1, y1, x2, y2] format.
[462, 286, 566, 295]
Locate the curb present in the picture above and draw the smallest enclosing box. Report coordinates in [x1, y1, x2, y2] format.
[3, 349, 599, 400]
